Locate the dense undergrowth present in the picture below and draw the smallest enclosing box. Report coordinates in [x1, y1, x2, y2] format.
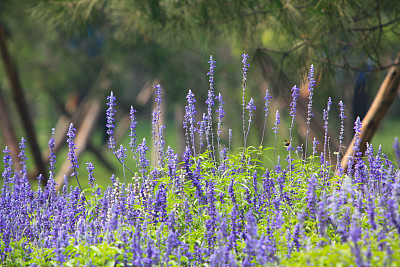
[1, 55, 400, 266]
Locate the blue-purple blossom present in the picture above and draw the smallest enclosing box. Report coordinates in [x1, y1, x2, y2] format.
[216, 93, 225, 143]
[273, 110, 281, 134]
[116, 144, 127, 164]
[205, 57, 216, 149]
[67, 123, 79, 178]
[184, 90, 197, 153]
[2, 146, 12, 184]
[288, 85, 300, 151]
[18, 137, 28, 167]
[136, 138, 150, 174]
[263, 90, 272, 117]
[86, 162, 95, 187]
[353, 117, 363, 157]
[48, 128, 56, 176]
[198, 114, 206, 149]
[312, 138, 319, 157]
[152, 84, 162, 139]
[129, 106, 138, 153]
[207, 55, 216, 97]
[307, 65, 315, 124]
[242, 54, 250, 144]
[246, 97, 256, 123]
[305, 65, 315, 157]
[289, 85, 300, 121]
[106, 91, 116, 150]
[242, 54, 250, 88]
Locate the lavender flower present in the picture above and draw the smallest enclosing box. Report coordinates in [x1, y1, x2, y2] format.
[288, 85, 300, 151]
[205, 57, 216, 150]
[305, 65, 316, 158]
[48, 128, 56, 177]
[67, 123, 79, 179]
[136, 138, 150, 175]
[273, 110, 281, 165]
[242, 53, 250, 145]
[273, 110, 280, 134]
[198, 114, 206, 150]
[263, 90, 272, 117]
[129, 106, 138, 154]
[86, 162, 95, 188]
[18, 138, 28, 177]
[2, 147, 12, 185]
[260, 90, 272, 146]
[246, 98, 256, 123]
[116, 144, 127, 164]
[322, 97, 332, 179]
[106, 91, 116, 150]
[216, 93, 225, 150]
[184, 90, 197, 154]
[312, 138, 319, 158]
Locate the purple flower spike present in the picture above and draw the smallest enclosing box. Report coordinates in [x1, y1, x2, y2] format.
[136, 138, 150, 174]
[288, 85, 300, 151]
[216, 93, 225, 143]
[106, 91, 116, 150]
[2, 147, 12, 185]
[48, 128, 56, 176]
[207, 55, 216, 94]
[205, 56, 216, 150]
[246, 97, 256, 123]
[117, 144, 127, 164]
[305, 65, 316, 157]
[129, 106, 138, 154]
[263, 90, 272, 118]
[67, 123, 79, 178]
[18, 137, 28, 166]
[242, 54, 250, 87]
[184, 89, 197, 153]
[86, 162, 95, 187]
[289, 85, 300, 121]
[154, 84, 162, 107]
[67, 123, 83, 191]
[273, 110, 281, 134]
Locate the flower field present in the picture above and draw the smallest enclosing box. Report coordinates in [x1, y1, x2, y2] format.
[1, 55, 400, 266]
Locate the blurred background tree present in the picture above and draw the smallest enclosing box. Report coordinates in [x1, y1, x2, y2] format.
[1, 0, 400, 186]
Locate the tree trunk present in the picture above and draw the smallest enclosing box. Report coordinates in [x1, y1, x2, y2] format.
[0, 23, 47, 182]
[340, 54, 400, 172]
[0, 86, 20, 171]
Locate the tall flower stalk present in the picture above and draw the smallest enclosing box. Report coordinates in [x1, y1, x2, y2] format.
[184, 90, 197, 156]
[216, 93, 225, 157]
[273, 110, 281, 166]
[288, 85, 300, 173]
[336, 101, 346, 174]
[305, 65, 315, 160]
[260, 90, 272, 147]
[241, 54, 250, 149]
[245, 97, 256, 148]
[206, 55, 216, 158]
[152, 84, 164, 167]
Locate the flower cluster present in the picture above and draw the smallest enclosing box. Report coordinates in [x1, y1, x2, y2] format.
[1, 55, 400, 267]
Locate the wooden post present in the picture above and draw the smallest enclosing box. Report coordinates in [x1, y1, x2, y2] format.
[340, 54, 400, 172]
